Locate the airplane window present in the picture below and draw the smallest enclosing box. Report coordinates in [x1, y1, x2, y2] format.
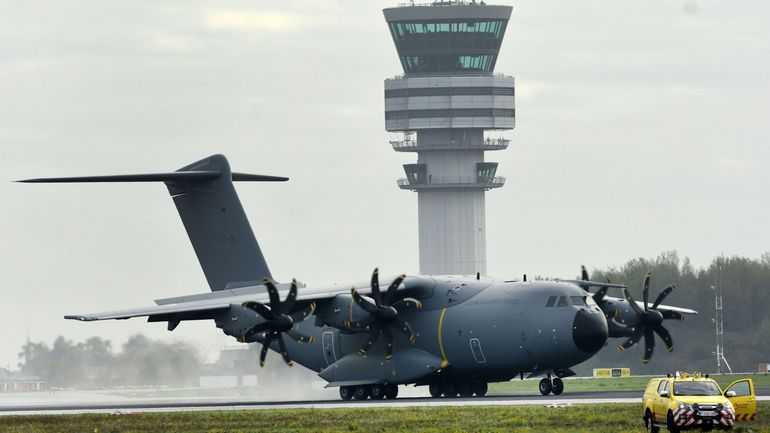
[557, 296, 568, 307]
[545, 296, 557, 307]
[570, 296, 586, 306]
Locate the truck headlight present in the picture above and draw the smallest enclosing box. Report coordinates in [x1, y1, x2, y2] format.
[723, 401, 733, 413]
[677, 401, 692, 411]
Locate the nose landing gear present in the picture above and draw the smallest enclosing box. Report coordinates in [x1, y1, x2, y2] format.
[539, 376, 564, 395]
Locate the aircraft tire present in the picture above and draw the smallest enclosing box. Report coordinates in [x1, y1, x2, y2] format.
[339, 386, 353, 401]
[551, 378, 564, 395]
[473, 382, 488, 397]
[539, 378, 552, 396]
[441, 384, 458, 398]
[429, 384, 442, 398]
[370, 384, 386, 400]
[459, 384, 474, 398]
[352, 385, 371, 400]
[385, 384, 399, 399]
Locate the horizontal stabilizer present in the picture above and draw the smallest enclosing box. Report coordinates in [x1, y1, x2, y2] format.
[18, 172, 287, 183]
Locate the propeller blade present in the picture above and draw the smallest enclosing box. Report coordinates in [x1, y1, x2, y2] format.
[244, 321, 274, 341]
[287, 329, 315, 344]
[618, 327, 644, 351]
[351, 288, 378, 314]
[370, 268, 382, 307]
[662, 310, 685, 321]
[653, 324, 673, 353]
[392, 297, 422, 311]
[262, 279, 281, 310]
[651, 285, 676, 310]
[290, 302, 316, 322]
[581, 265, 589, 281]
[622, 287, 646, 316]
[358, 323, 383, 355]
[383, 325, 394, 361]
[242, 302, 276, 320]
[384, 274, 406, 306]
[642, 328, 655, 364]
[394, 317, 416, 344]
[592, 286, 609, 304]
[277, 334, 293, 366]
[608, 319, 634, 337]
[280, 279, 298, 315]
[259, 333, 273, 367]
[643, 272, 651, 311]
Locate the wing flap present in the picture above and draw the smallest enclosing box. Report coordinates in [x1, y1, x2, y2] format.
[64, 302, 231, 322]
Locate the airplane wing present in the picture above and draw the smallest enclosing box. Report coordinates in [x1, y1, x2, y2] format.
[64, 275, 435, 322]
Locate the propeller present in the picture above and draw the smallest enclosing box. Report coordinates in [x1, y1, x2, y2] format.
[346, 268, 422, 360]
[241, 278, 316, 367]
[617, 272, 682, 364]
[579, 265, 611, 305]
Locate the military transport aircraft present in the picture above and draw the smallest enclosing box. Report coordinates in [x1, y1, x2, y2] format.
[20, 154, 698, 400]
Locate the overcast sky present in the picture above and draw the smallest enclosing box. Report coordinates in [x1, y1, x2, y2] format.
[1, 0, 768, 369]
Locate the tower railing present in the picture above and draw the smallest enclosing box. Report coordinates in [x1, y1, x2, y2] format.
[397, 176, 505, 190]
[391, 137, 509, 151]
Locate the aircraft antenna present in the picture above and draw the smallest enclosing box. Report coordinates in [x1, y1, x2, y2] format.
[713, 255, 732, 373]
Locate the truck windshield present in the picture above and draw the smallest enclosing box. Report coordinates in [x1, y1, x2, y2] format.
[674, 381, 722, 396]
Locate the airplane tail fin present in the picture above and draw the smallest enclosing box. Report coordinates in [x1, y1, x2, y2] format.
[19, 154, 285, 291]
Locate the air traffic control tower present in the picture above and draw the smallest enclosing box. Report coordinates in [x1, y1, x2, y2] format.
[383, 1, 514, 276]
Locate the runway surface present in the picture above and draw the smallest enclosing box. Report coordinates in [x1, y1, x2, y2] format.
[2, 389, 768, 416]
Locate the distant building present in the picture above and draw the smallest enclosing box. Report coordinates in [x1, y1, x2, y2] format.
[0, 377, 45, 393]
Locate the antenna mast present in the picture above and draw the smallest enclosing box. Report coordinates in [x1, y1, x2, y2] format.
[714, 256, 732, 373]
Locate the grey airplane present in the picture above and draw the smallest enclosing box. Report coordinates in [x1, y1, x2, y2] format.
[21, 154, 698, 400]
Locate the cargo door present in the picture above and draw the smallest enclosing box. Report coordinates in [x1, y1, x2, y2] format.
[724, 378, 756, 421]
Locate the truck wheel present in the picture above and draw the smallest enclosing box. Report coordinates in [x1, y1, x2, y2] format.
[645, 410, 659, 433]
[667, 411, 680, 433]
[551, 378, 564, 395]
[539, 378, 552, 396]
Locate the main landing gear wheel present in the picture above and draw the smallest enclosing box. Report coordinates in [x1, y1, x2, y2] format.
[385, 384, 399, 399]
[429, 384, 442, 398]
[339, 386, 353, 401]
[352, 385, 370, 400]
[473, 382, 488, 397]
[551, 378, 564, 395]
[459, 384, 474, 398]
[441, 384, 458, 398]
[539, 378, 552, 396]
[370, 384, 386, 400]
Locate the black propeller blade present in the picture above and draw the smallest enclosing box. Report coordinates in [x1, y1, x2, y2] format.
[617, 272, 680, 364]
[348, 268, 421, 360]
[241, 278, 316, 367]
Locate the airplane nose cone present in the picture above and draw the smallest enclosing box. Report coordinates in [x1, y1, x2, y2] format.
[572, 309, 608, 353]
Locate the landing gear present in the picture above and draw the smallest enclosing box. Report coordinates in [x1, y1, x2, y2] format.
[385, 384, 399, 400]
[339, 386, 353, 400]
[340, 384, 399, 401]
[539, 378, 552, 395]
[352, 385, 370, 400]
[551, 377, 564, 395]
[370, 384, 386, 400]
[428, 382, 488, 398]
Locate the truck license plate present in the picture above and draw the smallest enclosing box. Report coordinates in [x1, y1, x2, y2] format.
[698, 411, 717, 417]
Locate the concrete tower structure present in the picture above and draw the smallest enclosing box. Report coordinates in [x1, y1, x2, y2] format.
[383, 1, 514, 276]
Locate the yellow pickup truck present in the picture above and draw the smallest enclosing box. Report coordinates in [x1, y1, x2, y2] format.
[642, 373, 756, 432]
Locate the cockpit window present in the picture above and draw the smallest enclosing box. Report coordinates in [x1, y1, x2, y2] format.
[556, 296, 568, 307]
[545, 296, 557, 307]
[570, 296, 586, 306]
